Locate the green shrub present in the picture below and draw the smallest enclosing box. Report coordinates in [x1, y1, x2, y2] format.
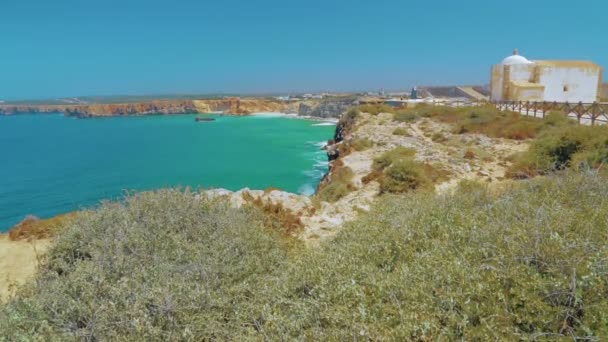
[379, 159, 433, 193]
[431, 132, 447, 142]
[316, 166, 354, 202]
[3, 173, 608, 340]
[372, 147, 416, 171]
[0, 189, 292, 340]
[276, 171, 608, 340]
[508, 125, 608, 178]
[392, 127, 410, 136]
[350, 137, 374, 151]
[315, 181, 351, 203]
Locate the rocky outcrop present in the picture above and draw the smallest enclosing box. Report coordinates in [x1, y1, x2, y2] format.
[298, 98, 356, 119]
[0, 98, 302, 117]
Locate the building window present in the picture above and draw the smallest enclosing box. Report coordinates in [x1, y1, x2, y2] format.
[563, 85, 569, 92]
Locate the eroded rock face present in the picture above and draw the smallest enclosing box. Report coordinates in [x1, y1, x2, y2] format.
[298, 98, 355, 119]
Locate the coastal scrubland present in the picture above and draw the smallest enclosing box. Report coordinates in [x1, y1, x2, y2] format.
[2, 172, 608, 340]
[3, 103, 608, 339]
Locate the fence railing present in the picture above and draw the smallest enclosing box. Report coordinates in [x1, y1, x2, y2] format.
[494, 101, 608, 125]
[425, 99, 608, 125]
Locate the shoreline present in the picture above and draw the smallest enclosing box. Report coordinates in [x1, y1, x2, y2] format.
[1, 113, 337, 234]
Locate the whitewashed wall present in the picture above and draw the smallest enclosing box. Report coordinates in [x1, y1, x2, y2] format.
[538, 67, 600, 103]
[509, 64, 534, 83]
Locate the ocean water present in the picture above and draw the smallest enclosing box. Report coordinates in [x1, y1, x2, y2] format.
[0, 113, 335, 231]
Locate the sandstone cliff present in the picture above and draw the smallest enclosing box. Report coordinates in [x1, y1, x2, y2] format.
[0, 98, 301, 117]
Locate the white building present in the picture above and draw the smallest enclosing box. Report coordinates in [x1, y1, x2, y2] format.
[490, 49, 603, 103]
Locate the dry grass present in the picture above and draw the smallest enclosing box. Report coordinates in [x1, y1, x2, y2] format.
[463, 149, 476, 160]
[358, 104, 396, 116]
[8, 213, 78, 241]
[242, 192, 303, 236]
[395, 105, 574, 140]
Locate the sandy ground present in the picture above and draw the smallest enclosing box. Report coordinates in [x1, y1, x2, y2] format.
[0, 235, 50, 302]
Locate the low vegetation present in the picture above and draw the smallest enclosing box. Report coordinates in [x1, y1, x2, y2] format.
[350, 137, 374, 151]
[394, 104, 574, 140]
[357, 103, 396, 115]
[431, 132, 447, 142]
[393, 109, 420, 122]
[8, 213, 78, 241]
[315, 164, 355, 203]
[2, 172, 608, 340]
[372, 147, 417, 171]
[368, 147, 447, 194]
[508, 124, 608, 178]
[392, 127, 410, 136]
[242, 191, 303, 236]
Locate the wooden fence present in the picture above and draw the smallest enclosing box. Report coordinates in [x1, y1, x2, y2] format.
[495, 101, 608, 125]
[426, 99, 608, 125]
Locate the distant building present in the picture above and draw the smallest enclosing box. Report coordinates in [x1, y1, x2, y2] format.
[490, 49, 603, 103]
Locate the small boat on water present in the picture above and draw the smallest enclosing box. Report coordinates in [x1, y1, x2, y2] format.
[195, 117, 215, 122]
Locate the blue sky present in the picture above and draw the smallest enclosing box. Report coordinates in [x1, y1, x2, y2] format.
[1, 0, 605, 99]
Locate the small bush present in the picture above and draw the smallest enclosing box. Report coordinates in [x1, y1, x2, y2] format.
[361, 170, 383, 184]
[508, 125, 608, 178]
[369, 147, 444, 194]
[315, 181, 351, 203]
[350, 138, 374, 151]
[316, 166, 354, 203]
[392, 127, 411, 136]
[463, 149, 476, 159]
[431, 132, 447, 142]
[372, 147, 416, 171]
[380, 159, 433, 193]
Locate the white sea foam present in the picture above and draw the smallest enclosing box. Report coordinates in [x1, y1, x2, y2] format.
[312, 122, 337, 126]
[314, 160, 329, 168]
[298, 183, 316, 196]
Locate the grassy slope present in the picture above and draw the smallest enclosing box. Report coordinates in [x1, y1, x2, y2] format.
[2, 172, 608, 340]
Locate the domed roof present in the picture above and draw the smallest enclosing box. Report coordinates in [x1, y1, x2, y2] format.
[501, 49, 533, 65]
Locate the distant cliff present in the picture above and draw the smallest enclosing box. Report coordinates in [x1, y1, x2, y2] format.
[0, 98, 300, 118]
[298, 98, 356, 119]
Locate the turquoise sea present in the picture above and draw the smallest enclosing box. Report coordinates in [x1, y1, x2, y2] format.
[0, 113, 335, 231]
